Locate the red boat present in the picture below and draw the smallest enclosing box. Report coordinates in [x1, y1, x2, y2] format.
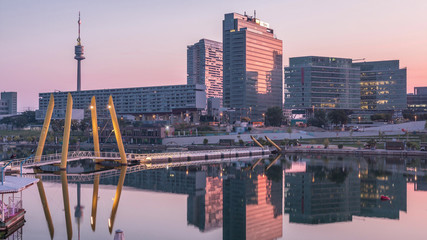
[381, 196, 390, 201]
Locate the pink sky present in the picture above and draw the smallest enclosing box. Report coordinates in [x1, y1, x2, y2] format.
[1, 0, 426, 111]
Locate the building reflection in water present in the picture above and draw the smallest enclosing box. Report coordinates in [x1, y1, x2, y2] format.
[223, 161, 283, 240]
[100, 159, 284, 240]
[357, 161, 407, 219]
[30, 154, 419, 239]
[285, 156, 408, 225]
[101, 164, 224, 232]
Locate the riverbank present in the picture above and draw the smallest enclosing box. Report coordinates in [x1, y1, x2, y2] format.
[283, 147, 427, 157]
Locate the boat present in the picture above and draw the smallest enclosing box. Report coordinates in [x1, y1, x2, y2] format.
[380, 195, 390, 201]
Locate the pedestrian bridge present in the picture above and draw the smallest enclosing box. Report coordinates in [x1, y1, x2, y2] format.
[3, 147, 271, 171]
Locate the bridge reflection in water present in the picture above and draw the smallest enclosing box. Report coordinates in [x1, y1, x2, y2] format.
[23, 154, 427, 240]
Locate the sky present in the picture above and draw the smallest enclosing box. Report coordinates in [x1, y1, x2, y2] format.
[1, 0, 426, 111]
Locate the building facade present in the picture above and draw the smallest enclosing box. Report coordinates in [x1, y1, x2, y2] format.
[407, 87, 427, 114]
[37, 84, 206, 121]
[223, 13, 283, 122]
[187, 39, 223, 101]
[353, 60, 407, 111]
[0, 92, 17, 115]
[285, 56, 360, 111]
[99, 124, 173, 145]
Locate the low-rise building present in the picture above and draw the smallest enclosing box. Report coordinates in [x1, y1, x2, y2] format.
[37, 84, 206, 123]
[98, 124, 174, 145]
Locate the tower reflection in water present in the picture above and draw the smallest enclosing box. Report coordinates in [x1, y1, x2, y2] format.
[35, 164, 128, 240]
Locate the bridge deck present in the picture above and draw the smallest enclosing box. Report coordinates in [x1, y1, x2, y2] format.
[3, 147, 270, 170]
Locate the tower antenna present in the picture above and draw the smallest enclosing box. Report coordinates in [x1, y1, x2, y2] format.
[254, 10, 256, 19]
[77, 11, 81, 45]
[74, 11, 85, 91]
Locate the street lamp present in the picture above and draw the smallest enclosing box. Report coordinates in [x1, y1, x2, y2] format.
[262, 113, 265, 126]
[358, 116, 361, 124]
[415, 115, 417, 121]
[220, 112, 223, 123]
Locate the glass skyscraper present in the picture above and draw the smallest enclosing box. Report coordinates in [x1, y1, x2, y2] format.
[284, 56, 361, 110]
[187, 39, 223, 101]
[223, 13, 283, 122]
[353, 60, 407, 111]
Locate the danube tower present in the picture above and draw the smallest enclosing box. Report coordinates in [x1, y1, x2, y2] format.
[74, 12, 85, 91]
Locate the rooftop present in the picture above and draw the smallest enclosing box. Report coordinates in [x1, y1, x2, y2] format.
[0, 176, 39, 194]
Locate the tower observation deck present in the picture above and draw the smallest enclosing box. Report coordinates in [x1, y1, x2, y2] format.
[74, 12, 85, 92]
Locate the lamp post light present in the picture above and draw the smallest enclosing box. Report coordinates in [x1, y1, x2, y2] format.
[415, 115, 417, 121]
[358, 116, 361, 124]
[262, 113, 265, 126]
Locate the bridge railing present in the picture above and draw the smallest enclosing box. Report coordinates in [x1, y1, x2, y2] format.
[2, 146, 269, 169]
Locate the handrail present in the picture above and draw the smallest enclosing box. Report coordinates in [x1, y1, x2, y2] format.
[1, 160, 14, 185]
[20, 154, 34, 177]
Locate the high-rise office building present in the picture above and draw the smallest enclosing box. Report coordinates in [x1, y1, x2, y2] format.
[223, 13, 283, 122]
[284, 56, 360, 111]
[407, 87, 427, 113]
[0, 92, 17, 115]
[353, 60, 407, 111]
[187, 39, 223, 101]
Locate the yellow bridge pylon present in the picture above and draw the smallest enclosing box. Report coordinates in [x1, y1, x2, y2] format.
[34, 94, 128, 168]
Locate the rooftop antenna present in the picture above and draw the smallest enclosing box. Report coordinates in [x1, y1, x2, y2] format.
[254, 10, 256, 19]
[77, 11, 81, 45]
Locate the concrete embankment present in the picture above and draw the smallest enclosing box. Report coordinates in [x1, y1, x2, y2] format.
[283, 148, 427, 157]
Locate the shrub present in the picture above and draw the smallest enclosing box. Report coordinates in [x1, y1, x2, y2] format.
[203, 138, 208, 145]
[323, 139, 330, 149]
[281, 138, 289, 146]
[338, 144, 344, 149]
[406, 141, 419, 150]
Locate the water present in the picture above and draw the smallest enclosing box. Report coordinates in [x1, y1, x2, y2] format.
[13, 154, 427, 239]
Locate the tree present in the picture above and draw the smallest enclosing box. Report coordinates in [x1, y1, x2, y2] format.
[327, 110, 350, 126]
[0, 111, 36, 128]
[265, 107, 283, 127]
[51, 119, 64, 133]
[366, 139, 377, 149]
[307, 110, 327, 128]
[378, 130, 385, 142]
[203, 138, 208, 145]
[371, 113, 392, 122]
[287, 126, 292, 139]
[79, 118, 91, 132]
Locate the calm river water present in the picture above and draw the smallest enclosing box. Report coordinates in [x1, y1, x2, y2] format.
[13, 154, 427, 239]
